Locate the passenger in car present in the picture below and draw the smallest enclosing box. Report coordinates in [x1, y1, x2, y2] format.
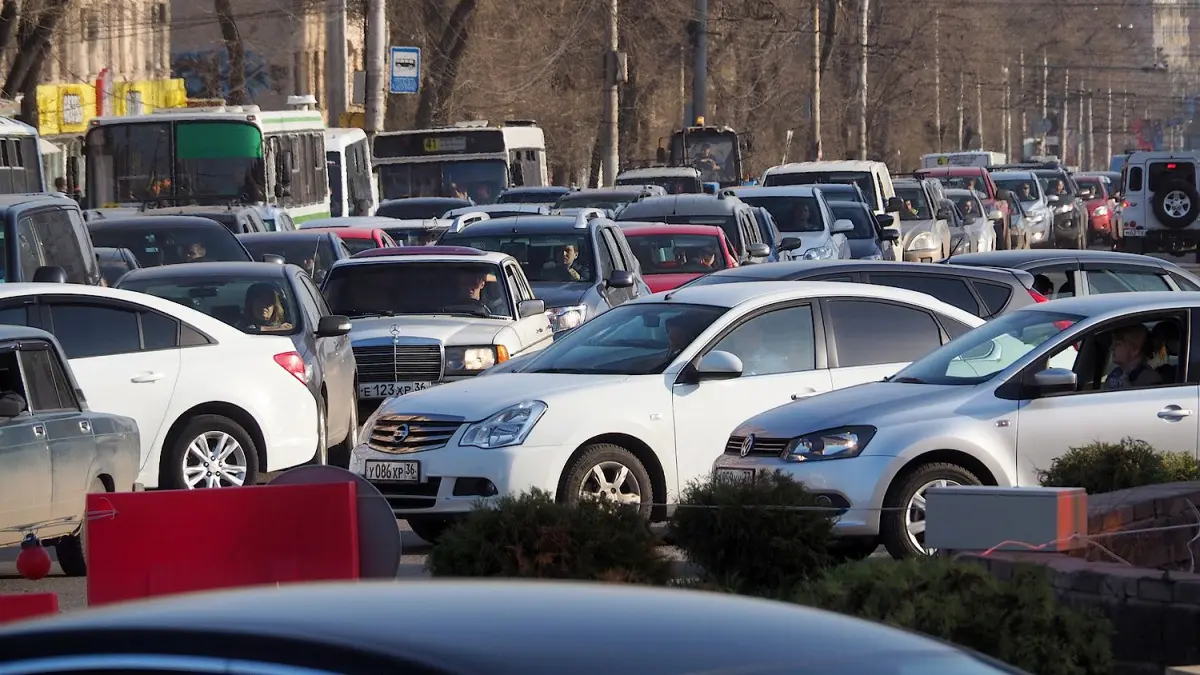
[1105, 324, 1162, 389]
[1149, 321, 1181, 381]
[243, 283, 294, 333]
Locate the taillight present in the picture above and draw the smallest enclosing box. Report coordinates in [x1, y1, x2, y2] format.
[274, 351, 308, 384]
[1027, 289, 1049, 303]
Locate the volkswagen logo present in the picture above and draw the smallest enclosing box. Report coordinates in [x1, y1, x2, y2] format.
[739, 434, 755, 458]
[393, 424, 410, 443]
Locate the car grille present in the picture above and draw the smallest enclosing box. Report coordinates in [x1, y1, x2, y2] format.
[367, 415, 463, 453]
[724, 435, 789, 457]
[353, 345, 442, 382]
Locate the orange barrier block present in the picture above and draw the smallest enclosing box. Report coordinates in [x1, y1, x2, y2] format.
[86, 482, 360, 606]
[0, 593, 59, 623]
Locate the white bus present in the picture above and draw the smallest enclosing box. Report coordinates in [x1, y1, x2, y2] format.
[920, 151, 1007, 169]
[372, 120, 548, 205]
[0, 116, 46, 194]
[325, 127, 378, 217]
[80, 106, 331, 224]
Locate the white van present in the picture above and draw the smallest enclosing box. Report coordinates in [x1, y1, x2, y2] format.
[760, 160, 904, 226]
[325, 128, 379, 217]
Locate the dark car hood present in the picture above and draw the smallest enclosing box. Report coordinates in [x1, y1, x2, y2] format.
[530, 281, 591, 308]
[847, 238, 882, 258]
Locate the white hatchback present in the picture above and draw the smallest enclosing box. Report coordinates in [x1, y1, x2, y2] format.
[0, 284, 319, 489]
[350, 281, 983, 543]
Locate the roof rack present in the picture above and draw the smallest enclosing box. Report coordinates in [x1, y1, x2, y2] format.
[573, 208, 606, 228]
[446, 211, 491, 233]
[138, 194, 244, 212]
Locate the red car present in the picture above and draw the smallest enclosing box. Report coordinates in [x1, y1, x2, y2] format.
[620, 223, 739, 292]
[1074, 175, 1119, 245]
[914, 166, 1013, 248]
[302, 227, 397, 255]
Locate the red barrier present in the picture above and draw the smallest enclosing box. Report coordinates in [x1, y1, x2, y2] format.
[86, 482, 360, 606]
[0, 593, 59, 623]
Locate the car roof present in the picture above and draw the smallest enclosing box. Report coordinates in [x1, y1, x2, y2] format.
[302, 227, 382, 237]
[118, 261, 290, 282]
[1026, 291, 1200, 318]
[916, 166, 989, 175]
[86, 216, 230, 230]
[617, 194, 743, 218]
[619, 223, 725, 237]
[562, 187, 656, 198]
[944, 188, 981, 198]
[301, 216, 399, 228]
[380, 197, 473, 207]
[988, 170, 1039, 179]
[946, 249, 1176, 269]
[0, 193, 79, 211]
[0, 283, 240, 336]
[335, 247, 511, 266]
[617, 167, 701, 179]
[727, 185, 819, 198]
[147, 206, 243, 215]
[766, 160, 884, 173]
[446, 216, 590, 235]
[237, 231, 330, 243]
[639, 279, 978, 318]
[701, 259, 1030, 284]
[0, 581, 990, 672]
[500, 186, 570, 194]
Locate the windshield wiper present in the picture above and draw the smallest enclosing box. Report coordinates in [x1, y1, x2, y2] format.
[887, 376, 926, 384]
[528, 368, 595, 374]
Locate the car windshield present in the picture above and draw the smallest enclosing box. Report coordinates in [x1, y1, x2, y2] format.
[615, 176, 701, 194]
[763, 171, 878, 210]
[554, 192, 640, 210]
[323, 261, 512, 319]
[118, 276, 300, 336]
[894, 187, 933, 220]
[626, 232, 727, 273]
[1036, 173, 1073, 197]
[240, 237, 336, 284]
[736, 195, 823, 233]
[522, 302, 726, 375]
[89, 226, 252, 267]
[934, 176, 989, 197]
[438, 233, 596, 282]
[497, 190, 564, 204]
[383, 226, 445, 246]
[338, 236, 379, 256]
[829, 204, 877, 239]
[376, 160, 506, 204]
[993, 178, 1039, 202]
[377, 201, 464, 219]
[817, 185, 866, 203]
[889, 309, 1083, 386]
[1076, 178, 1105, 197]
[949, 195, 984, 221]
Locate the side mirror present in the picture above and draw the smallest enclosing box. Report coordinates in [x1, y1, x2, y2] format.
[261, 254, 286, 265]
[832, 218, 855, 234]
[316, 314, 352, 337]
[1032, 367, 1077, 395]
[748, 242, 771, 258]
[987, 209, 1003, 222]
[606, 270, 635, 289]
[936, 208, 952, 221]
[1047, 194, 1060, 203]
[777, 236, 803, 252]
[885, 196, 904, 213]
[880, 227, 900, 242]
[692, 350, 743, 381]
[655, 147, 667, 163]
[32, 266, 67, 283]
[995, 189, 1013, 200]
[518, 298, 546, 318]
[873, 213, 894, 227]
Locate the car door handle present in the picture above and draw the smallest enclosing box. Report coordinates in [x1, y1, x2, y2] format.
[78, 420, 90, 433]
[791, 387, 817, 400]
[1158, 406, 1193, 420]
[32, 424, 45, 438]
[130, 372, 164, 383]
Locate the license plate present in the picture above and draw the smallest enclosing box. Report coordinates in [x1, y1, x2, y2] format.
[358, 381, 432, 399]
[1123, 227, 1146, 237]
[364, 459, 419, 483]
[715, 468, 754, 484]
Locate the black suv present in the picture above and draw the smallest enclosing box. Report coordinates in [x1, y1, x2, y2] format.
[141, 205, 269, 235]
[439, 210, 652, 333]
[678, 259, 1042, 319]
[1032, 168, 1087, 248]
[615, 193, 778, 263]
[0, 194, 101, 284]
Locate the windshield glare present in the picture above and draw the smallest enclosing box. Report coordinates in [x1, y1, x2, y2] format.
[118, 277, 300, 336]
[523, 302, 727, 375]
[89, 227, 251, 267]
[377, 160, 506, 204]
[994, 178, 1040, 202]
[829, 204, 877, 239]
[737, 195, 823, 233]
[438, 234, 596, 282]
[627, 233, 727, 273]
[762, 172, 878, 210]
[323, 262, 512, 318]
[891, 310, 1082, 386]
[894, 187, 933, 220]
[241, 238, 335, 283]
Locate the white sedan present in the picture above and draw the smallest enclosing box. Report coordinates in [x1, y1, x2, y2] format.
[0, 284, 319, 489]
[350, 281, 984, 543]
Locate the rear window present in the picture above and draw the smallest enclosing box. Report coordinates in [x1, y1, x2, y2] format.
[89, 226, 252, 267]
[241, 237, 336, 284]
[1147, 161, 1197, 193]
[339, 236, 379, 256]
[762, 171, 879, 210]
[118, 276, 300, 336]
[972, 281, 1013, 316]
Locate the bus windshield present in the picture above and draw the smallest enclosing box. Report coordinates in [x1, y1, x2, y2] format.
[376, 159, 506, 205]
[85, 121, 266, 209]
[669, 132, 738, 185]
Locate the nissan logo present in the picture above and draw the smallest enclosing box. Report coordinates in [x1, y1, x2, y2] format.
[739, 434, 755, 458]
[393, 424, 410, 442]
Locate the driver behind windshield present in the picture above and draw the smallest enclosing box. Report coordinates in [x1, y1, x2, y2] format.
[1047, 179, 1068, 195]
[242, 283, 294, 333]
[1017, 183, 1035, 201]
[543, 244, 589, 281]
[452, 269, 491, 314]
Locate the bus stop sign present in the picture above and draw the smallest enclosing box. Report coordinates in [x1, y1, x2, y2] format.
[390, 47, 421, 94]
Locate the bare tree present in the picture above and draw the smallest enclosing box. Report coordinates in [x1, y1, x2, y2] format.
[414, 0, 480, 127]
[214, 0, 247, 104]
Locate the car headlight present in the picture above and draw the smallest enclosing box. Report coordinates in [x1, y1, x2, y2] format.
[1055, 204, 1073, 214]
[802, 245, 835, 260]
[460, 400, 548, 449]
[446, 345, 500, 373]
[908, 232, 937, 250]
[1093, 206, 1109, 216]
[546, 304, 587, 332]
[782, 426, 876, 462]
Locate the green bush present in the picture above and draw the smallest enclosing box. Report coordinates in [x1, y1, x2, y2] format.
[794, 557, 1112, 675]
[669, 471, 835, 594]
[425, 489, 671, 583]
[1039, 437, 1200, 493]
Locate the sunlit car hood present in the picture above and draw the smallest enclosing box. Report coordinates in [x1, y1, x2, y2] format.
[349, 315, 508, 346]
[732, 381, 969, 440]
[374, 372, 632, 420]
[530, 281, 591, 308]
[898, 219, 941, 246]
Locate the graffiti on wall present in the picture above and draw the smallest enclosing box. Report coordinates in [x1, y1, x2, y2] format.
[172, 49, 286, 101]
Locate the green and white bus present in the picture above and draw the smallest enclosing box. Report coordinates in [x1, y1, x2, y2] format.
[80, 105, 331, 224]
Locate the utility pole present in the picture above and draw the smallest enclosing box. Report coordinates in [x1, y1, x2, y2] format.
[810, 0, 822, 159]
[957, 70, 964, 151]
[1106, 83, 1113, 164]
[363, 0, 386, 133]
[857, 0, 869, 160]
[1077, 81, 1084, 167]
[1018, 51, 1026, 159]
[1062, 69, 1069, 163]
[1003, 65, 1011, 158]
[1086, 89, 1094, 170]
[691, 0, 707, 123]
[1040, 49, 1048, 154]
[976, 80, 983, 149]
[601, 0, 620, 185]
[325, 0, 349, 125]
[933, 11, 941, 151]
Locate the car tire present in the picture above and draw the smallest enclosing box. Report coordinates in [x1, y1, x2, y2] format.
[56, 476, 106, 577]
[161, 414, 260, 489]
[329, 391, 358, 469]
[879, 461, 982, 559]
[830, 537, 878, 562]
[307, 396, 329, 466]
[407, 517, 455, 545]
[559, 443, 654, 518]
[1152, 180, 1200, 229]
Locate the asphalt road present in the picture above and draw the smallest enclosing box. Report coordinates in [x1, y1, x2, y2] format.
[2, 246, 1194, 612]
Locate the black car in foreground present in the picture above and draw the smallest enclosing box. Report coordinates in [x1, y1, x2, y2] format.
[238, 231, 353, 285]
[0, 581, 1030, 675]
[678, 259, 1041, 319]
[945, 249, 1200, 300]
[87, 216, 255, 268]
[116, 261, 359, 466]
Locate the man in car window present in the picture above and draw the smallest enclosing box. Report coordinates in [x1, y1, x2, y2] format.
[696, 247, 718, 269]
[693, 144, 720, 177]
[1018, 183, 1034, 201]
[1049, 179, 1068, 195]
[452, 269, 491, 314]
[1105, 324, 1162, 389]
[184, 242, 207, 262]
[543, 244, 588, 281]
[795, 202, 819, 229]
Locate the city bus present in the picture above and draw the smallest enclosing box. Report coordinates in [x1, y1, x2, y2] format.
[325, 127, 378, 217]
[80, 105, 331, 223]
[0, 116, 46, 194]
[372, 120, 548, 205]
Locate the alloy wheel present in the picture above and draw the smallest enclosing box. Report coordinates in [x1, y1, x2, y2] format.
[182, 431, 249, 488]
[904, 478, 960, 553]
[579, 460, 643, 505]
